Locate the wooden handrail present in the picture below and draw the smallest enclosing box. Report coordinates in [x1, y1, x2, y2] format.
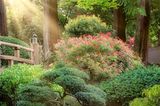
[0, 55, 34, 64]
[0, 41, 34, 52]
[0, 41, 34, 66]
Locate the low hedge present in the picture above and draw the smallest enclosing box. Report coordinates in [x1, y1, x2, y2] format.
[99, 66, 160, 105]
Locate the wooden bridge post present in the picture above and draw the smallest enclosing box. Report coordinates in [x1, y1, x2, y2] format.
[31, 34, 42, 64]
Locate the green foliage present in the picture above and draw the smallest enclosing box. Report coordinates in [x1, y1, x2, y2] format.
[64, 15, 107, 37]
[130, 85, 160, 106]
[55, 33, 142, 81]
[75, 92, 106, 106]
[0, 64, 43, 99]
[130, 98, 153, 106]
[77, 0, 118, 10]
[16, 101, 45, 106]
[16, 83, 61, 106]
[0, 36, 30, 66]
[82, 85, 106, 99]
[55, 75, 86, 94]
[42, 63, 106, 105]
[63, 95, 81, 106]
[42, 66, 90, 82]
[99, 66, 160, 105]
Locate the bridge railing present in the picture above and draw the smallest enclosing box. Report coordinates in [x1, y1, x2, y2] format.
[0, 41, 34, 66]
[0, 39, 42, 68]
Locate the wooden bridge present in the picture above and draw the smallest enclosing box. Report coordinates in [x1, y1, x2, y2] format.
[0, 40, 41, 72]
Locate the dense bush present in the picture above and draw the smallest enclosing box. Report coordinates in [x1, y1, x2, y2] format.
[82, 85, 106, 99]
[64, 15, 107, 37]
[0, 64, 43, 103]
[130, 85, 160, 106]
[55, 33, 142, 81]
[0, 36, 30, 66]
[42, 64, 106, 105]
[75, 84, 106, 106]
[99, 66, 160, 105]
[42, 66, 90, 81]
[55, 75, 86, 94]
[16, 83, 61, 106]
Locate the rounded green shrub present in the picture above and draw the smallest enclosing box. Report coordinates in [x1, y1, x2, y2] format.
[99, 66, 160, 105]
[130, 84, 160, 106]
[54, 75, 86, 94]
[75, 92, 106, 106]
[42, 66, 90, 81]
[82, 85, 106, 99]
[74, 84, 106, 106]
[0, 36, 30, 66]
[63, 95, 81, 106]
[16, 84, 61, 106]
[130, 98, 154, 106]
[64, 15, 107, 37]
[0, 64, 43, 102]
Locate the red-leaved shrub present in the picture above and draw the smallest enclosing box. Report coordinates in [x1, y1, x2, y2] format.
[55, 33, 142, 81]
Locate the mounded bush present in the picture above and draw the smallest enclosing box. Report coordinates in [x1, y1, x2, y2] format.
[82, 85, 106, 99]
[16, 84, 61, 106]
[54, 75, 86, 94]
[55, 33, 142, 81]
[63, 95, 81, 106]
[130, 85, 160, 106]
[42, 64, 107, 105]
[0, 36, 30, 66]
[99, 66, 160, 105]
[42, 66, 90, 81]
[75, 92, 106, 106]
[64, 15, 107, 37]
[0, 64, 43, 103]
[74, 84, 107, 106]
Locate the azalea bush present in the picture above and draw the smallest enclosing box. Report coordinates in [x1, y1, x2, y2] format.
[55, 32, 142, 81]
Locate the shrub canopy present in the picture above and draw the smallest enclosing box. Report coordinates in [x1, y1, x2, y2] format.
[64, 15, 107, 37]
[99, 66, 160, 105]
[55, 33, 142, 81]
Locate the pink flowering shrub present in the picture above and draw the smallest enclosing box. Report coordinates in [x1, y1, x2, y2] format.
[55, 32, 142, 81]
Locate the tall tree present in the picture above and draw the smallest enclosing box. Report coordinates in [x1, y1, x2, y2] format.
[114, 6, 126, 41]
[43, 0, 60, 59]
[0, 0, 7, 36]
[134, 0, 151, 63]
[77, 0, 140, 42]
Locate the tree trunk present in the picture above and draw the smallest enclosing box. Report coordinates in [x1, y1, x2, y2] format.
[114, 6, 126, 42]
[43, 0, 60, 59]
[0, 0, 7, 36]
[157, 30, 160, 46]
[134, 0, 150, 64]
